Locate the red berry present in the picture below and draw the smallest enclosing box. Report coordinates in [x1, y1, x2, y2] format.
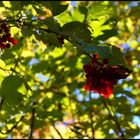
[83, 64, 91, 72]
[83, 54, 119, 98]
[93, 53, 99, 60]
[92, 53, 99, 64]
[0, 23, 17, 48]
[0, 43, 6, 49]
[5, 33, 11, 38]
[12, 39, 18, 45]
[7, 36, 14, 42]
[2, 35, 7, 41]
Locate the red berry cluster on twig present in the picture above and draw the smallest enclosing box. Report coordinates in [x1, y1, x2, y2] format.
[83, 53, 131, 98]
[0, 22, 18, 49]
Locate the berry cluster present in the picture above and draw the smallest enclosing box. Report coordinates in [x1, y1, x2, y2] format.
[83, 53, 131, 98]
[0, 22, 18, 49]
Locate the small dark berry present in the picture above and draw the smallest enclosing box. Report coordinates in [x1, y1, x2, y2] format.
[4, 27, 10, 33]
[5, 33, 11, 38]
[6, 43, 10, 48]
[0, 43, 6, 49]
[102, 58, 108, 64]
[7, 37, 14, 42]
[2, 35, 7, 41]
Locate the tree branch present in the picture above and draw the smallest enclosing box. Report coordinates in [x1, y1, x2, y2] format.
[0, 19, 19, 23]
[39, 27, 93, 59]
[11, 45, 23, 75]
[0, 97, 4, 113]
[0, 115, 25, 134]
[52, 124, 63, 139]
[0, 67, 11, 72]
[29, 101, 36, 139]
[88, 92, 95, 139]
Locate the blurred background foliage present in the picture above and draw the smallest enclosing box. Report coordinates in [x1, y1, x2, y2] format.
[0, 1, 140, 139]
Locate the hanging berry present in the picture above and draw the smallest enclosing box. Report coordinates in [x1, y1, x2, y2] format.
[83, 53, 131, 98]
[0, 22, 18, 49]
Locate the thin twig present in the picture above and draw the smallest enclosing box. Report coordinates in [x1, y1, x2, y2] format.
[29, 101, 36, 139]
[0, 67, 11, 72]
[52, 124, 63, 139]
[11, 45, 23, 75]
[39, 28, 92, 59]
[0, 97, 4, 113]
[0, 115, 25, 134]
[88, 91, 95, 139]
[0, 19, 19, 23]
[107, 100, 125, 139]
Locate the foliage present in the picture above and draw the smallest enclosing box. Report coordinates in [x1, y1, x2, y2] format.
[0, 1, 140, 139]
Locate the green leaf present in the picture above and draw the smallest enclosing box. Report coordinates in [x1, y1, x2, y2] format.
[69, 34, 112, 58]
[61, 21, 88, 32]
[42, 1, 68, 16]
[2, 1, 11, 8]
[41, 17, 61, 32]
[94, 29, 118, 41]
[0, 1, 4, 7]
[36, 29, 62, 48]
[113, 86, 135, 98]
[109, 45, 128, 66]
[0, 49, 15, 61]
[21, 26, 34, 38]
[45, 33, 62, 47]
[78, 5, 88, 17]
[61, 21, 92, 42]
[0, 59, 6, 67]
[9, 1, 23, 11]
[102, 17, 118, 26]
[87, 2, 113, 20]
[125, 123, 140, 137]
[38, 1, 69, 17]
[69, 34, 131, 69]
[50, 1, 69, 17]
[71, 6, 85, 22]
[31, 60, 48, 73]
[0, 75, 24, 105]
[129, 6, 140, 18]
